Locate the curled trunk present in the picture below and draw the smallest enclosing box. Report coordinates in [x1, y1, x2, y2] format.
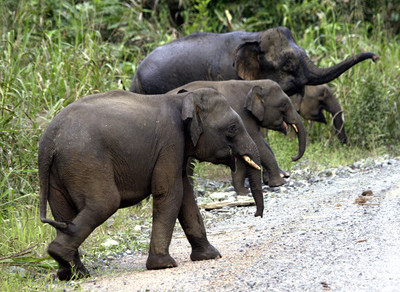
[332, 111, 347, 144]
[290, 114, 307, 161]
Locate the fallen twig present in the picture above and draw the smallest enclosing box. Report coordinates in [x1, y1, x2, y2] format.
[198, 200, 255, 211]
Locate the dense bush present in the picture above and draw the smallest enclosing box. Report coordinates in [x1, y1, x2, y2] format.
[1, 0, 399, 209]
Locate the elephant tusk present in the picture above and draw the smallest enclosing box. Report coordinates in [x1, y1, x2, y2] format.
[243, 155, 261, 170]
[283, 121, 289, 131]
[292, 124, 298, 133]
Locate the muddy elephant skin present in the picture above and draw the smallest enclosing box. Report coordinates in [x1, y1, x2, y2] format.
[38, 89, 264, 281]
[170, 79, 306, 195]
[130, 26, 378, 96]
[290, 84, 347, 144]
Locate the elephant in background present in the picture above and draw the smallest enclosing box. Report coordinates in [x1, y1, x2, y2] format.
[39, 88, 264, 281]
[130, 26, 378, 96]
[169, 79, 306, 196]
[290, 84, 347, 144]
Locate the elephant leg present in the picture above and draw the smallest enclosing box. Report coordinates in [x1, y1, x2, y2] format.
[146, 159, 182, 270]
[231, 159, 250, 196]
[47, 184, 120, 280]
[50, 242, 89, 281]
[178, 165, 221, 261]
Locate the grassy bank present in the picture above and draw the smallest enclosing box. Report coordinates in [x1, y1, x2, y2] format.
[0, 0, 399, 289]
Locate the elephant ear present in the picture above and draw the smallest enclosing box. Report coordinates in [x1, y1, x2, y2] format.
[244, 86, 264, 122]
[320, 85, 332, 101]
[290, 93, 302, 112]
[233, 42, 260, 80]
[181, 92, 203, 146]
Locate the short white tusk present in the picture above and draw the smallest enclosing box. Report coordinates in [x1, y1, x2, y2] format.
[292, 124, 298, 133]
[243, 155, 261, 170]
[283, 121, 289, 131]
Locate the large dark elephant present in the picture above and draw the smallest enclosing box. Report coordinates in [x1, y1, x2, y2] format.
[38, 89, 264, 281]
[169, 79, 306, 195]
[130, 26, 378, 96]
[290, 84, 347, 144]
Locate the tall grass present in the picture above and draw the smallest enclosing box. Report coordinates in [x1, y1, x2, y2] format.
[0, 0, 399, 289]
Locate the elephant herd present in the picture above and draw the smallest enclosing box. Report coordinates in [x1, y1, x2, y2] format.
[38, 26, 377, 280]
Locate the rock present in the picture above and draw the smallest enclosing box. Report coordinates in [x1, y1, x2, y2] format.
[209, 191, 236, 201]
[8, 266, 27, 277]
[361, 190, 374, 196]
[102, 239, 119, 247]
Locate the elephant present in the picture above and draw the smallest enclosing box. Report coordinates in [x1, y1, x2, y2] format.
[38, 88, 264, 281]
[130, 26, 378, 96]
[169, 79, 306, 196]
[290, 84, 347, 144]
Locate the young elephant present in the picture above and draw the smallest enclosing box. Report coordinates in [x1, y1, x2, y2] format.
[38, 89, 263, 281]
[290, 84, 347, 144]
[169, 80, 306, 196]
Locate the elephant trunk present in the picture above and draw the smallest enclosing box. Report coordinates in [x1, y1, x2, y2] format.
[245, 163, 264, 217]
[332, 111, 347, 144]
[303, 52, 378, 86]
[235, 136, 264, 217]
[323, 94, 348, 145]
[290, 113, 307, 161]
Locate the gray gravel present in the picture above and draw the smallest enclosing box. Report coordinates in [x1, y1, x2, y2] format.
[80, 156, 400, 291]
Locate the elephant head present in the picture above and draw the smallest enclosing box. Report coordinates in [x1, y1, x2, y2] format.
[244, 84, 306, 161]
[181, 89, 264, 217]
[233, 26, 378, 96]
[290, 84, 347, 144]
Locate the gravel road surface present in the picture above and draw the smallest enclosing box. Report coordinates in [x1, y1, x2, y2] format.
[80, 156, 400, 291]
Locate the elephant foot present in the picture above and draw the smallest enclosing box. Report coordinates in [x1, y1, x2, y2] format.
[191, 244, 221, 261]
[267, 175, 287, 187]
[48, 241, 90, 281]
[234, 186, 250, 196]
[57, 265, 90, 281]
[146, 254, 177, 270]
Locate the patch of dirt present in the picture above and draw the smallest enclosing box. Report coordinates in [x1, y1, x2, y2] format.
[68, 157, 400, 291]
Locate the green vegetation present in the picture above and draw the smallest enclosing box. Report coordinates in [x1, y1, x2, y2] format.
[0, 0, 399, 289]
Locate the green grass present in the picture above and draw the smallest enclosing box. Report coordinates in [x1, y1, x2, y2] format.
[0, 0, 399, 289]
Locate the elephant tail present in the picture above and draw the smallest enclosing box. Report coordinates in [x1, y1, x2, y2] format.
[38, 140, 70, 231]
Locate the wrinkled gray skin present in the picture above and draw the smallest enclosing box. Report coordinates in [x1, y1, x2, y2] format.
[169, 80, 306, 196]
[130, 26, 378, 96]
[290, 84, 347, 144]
[38, 89, 264, 281]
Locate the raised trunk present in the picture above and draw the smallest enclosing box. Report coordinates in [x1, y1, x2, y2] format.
[304, 52, 378, 85]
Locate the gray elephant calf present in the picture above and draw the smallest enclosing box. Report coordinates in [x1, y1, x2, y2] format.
[38, 89, 263, 281]
[290, 84, 347, 144]
[169, 80, 306, 195]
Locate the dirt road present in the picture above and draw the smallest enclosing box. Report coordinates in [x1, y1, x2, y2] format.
[80, 157, 400, 291]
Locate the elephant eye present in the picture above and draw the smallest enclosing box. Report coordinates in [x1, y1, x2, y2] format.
[281, 52, 298, 72]
[226, 124, 238, 138]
